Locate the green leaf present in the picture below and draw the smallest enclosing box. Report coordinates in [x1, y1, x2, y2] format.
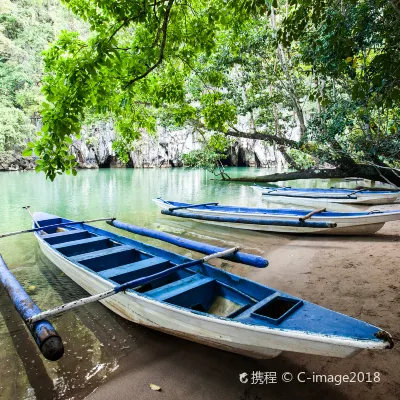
[22, 148, 33, 157]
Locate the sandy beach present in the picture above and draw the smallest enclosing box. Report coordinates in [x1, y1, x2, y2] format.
[85, 203, 400, 400]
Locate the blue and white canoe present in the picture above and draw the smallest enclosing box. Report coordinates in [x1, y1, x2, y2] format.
[253, 185, 400, 206]
[154, 198, 400, 235]
[33, 212, 392, 358]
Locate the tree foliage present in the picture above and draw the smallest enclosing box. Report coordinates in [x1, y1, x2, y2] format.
[183, 133, 232, 178]
[0, 106, 35, 151]
[0, 0, 88, 155]
[13, 0, 400, 182]
[24, 0, 251, 179]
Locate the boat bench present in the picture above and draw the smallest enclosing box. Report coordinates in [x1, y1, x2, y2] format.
[43, 229, 90, 245]
[145, 274, 215, 302]
[148, 275, 216, 311]
[53, 236, 113, 257]
[98, 256, 171, 284]
[70, 245, 136, 271]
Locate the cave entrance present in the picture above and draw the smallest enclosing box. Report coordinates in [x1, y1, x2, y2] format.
[99, 155, 112, 168]
[237, 147, 248, 167]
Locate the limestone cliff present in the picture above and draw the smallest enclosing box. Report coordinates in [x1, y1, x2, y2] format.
[0, 120, 290, 170]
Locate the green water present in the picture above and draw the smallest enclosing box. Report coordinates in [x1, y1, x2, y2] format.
[0, 167, 366, 399]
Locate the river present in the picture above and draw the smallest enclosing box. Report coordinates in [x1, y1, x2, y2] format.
[0, 167, 369, 399]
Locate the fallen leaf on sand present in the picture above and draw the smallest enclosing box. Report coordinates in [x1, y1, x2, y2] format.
[150, 384, 161, 391]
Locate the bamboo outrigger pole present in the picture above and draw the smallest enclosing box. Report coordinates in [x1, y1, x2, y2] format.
[0, 255, 64, 361]
[107, 219, 268, 268]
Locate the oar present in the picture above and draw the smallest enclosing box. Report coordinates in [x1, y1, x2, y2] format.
[23, 206, 40, 228]
[348, 188, 367, 196]
[27, 247, 239, 324]
[0, 218, 115, 239]
[166, 202, 219, 212]
[266, 186, 291, 193]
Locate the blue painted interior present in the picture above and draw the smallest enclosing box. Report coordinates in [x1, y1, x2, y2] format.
[71, 246, 143, 270]
[158, 199, 400, 217]
[99, 257, 172, 284]
[53, 236, 115, 257]
[163, 278, 216, 311]
[32, 212, 386, 343]
[43, 230, 91, 245]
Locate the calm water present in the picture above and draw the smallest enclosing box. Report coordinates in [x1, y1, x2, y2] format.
[0, 167, 369, 399]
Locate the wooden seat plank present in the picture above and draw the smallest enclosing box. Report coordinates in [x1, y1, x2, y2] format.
[99, 257, 170, 280]
[146, 274, 213, 301]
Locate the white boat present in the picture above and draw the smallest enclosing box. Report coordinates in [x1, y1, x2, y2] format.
[253, 185, 400, 206]
[33, 212, 393, 359]
[154, 198, 400, 235]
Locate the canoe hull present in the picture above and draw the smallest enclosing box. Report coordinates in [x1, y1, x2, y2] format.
[253, 187, 400, 205]
[154, 199, 400, 235]
[192, 219, 385, 235]
[261, 194, 399, 206]
[36, 235, 379, 359]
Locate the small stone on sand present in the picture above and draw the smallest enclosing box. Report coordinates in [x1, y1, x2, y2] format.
[149, 384, 161, 391]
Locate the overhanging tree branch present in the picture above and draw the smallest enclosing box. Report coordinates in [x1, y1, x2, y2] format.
[226, 128, 300, 148]
[124, 0, 175, 88]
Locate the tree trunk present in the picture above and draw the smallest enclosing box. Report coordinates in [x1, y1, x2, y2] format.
[228, 165, 400, 187]
[278, 146, 301, 170]
[226, 130, 299, 148]
[270, 7, 306, 138]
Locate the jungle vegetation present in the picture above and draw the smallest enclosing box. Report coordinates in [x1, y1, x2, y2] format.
[1, 0, 400, 185]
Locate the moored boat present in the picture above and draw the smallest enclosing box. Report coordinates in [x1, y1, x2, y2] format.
[154, 198, 400, 235]
[253, 185, 400, 205]
[32, 212, 393, 358]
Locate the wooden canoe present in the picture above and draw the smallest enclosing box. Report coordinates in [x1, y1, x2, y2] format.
[154, 199, 400, 235]
[33, 212, 392, 358]
[253, 185, 400, 206]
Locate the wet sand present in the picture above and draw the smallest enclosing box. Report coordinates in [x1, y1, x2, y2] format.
[86, 203, 400, 400]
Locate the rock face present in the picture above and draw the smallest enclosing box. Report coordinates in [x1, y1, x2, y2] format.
[227, 138, 284, 168]
[0, 151, 36, 171]
[71, 121, 116, 168]
[71, 120, 286, 169]
[130, 126, 202, 168]
[0, 119, 290, 170]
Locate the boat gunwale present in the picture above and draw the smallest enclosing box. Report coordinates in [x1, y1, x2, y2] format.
[34, 219, 388, 351]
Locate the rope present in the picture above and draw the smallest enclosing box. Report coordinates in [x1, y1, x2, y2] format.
[375, 330, 394, 349]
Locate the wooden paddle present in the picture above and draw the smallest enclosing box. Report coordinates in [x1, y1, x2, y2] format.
[0, 218, 115, 239]
[23, 206, 41, 228]
[27, 247, 239, 324]
[348, 188, 367, 196]
[167, 202, 219, 211]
